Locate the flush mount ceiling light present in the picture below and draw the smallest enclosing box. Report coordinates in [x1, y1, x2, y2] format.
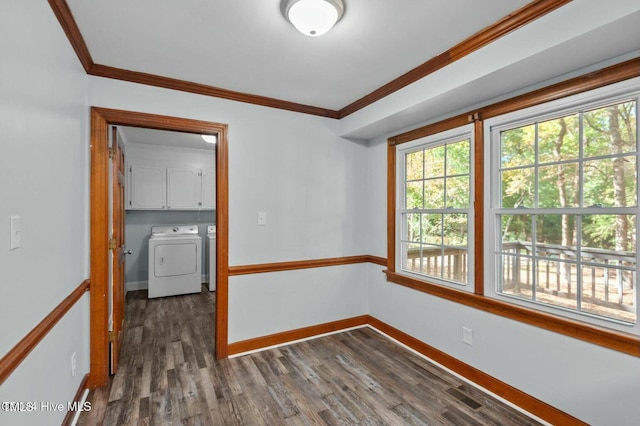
[201, 134, 217, 144]
[281, 0, 345, 37]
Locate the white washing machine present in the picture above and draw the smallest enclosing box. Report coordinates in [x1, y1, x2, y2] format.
[206, 225, 216, 291]
[148, 225, 202, 298]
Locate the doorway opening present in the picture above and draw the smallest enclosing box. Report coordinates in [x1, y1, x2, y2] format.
[88, 107, 229, 389]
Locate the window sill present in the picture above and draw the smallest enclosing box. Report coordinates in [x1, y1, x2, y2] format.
[384, 270, 640, 357]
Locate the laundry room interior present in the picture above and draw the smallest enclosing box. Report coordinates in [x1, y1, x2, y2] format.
[118, 126, 217, 296]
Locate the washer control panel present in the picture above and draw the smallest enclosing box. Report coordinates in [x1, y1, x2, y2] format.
[151, 225, 199, 237]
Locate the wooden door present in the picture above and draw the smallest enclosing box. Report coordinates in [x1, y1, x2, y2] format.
[110, 127, 126, 374]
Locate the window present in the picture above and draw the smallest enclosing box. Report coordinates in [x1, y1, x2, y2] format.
[486, 85, 639, 333]
[388, 69, 640, 354]
[397, 125, 474, 289]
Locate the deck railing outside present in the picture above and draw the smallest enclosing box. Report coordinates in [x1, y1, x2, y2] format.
[404, 242, 636, 322]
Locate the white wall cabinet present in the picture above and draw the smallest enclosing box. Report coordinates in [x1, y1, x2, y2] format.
[167, 168, 201, 209]
[201, 169, 216, 209]
[129, 164, 166, 209]
[125, 143, 215, 211]
[128, 165, 215, 210]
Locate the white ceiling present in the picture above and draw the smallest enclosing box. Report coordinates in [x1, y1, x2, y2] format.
[64, 1, 640, 143]
[66, 0, 532, 110]
[118, 126, 215, 151]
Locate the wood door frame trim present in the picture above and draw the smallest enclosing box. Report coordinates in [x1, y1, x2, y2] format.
[88, 107, 229, 389]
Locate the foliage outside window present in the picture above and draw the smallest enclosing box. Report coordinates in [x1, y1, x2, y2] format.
[397, 126, 473, 289]
[488, 94, 638, 331]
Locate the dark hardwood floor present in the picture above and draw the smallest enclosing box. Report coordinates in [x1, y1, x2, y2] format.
[78, 286, 543, 425]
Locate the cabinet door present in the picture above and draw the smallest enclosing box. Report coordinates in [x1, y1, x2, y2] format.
[201, 169, 216, 209]
[130, 165, 166, 209]
[167, 168, 201, 209]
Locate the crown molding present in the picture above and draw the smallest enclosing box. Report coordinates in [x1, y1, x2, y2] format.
[49, 0, 572, 119]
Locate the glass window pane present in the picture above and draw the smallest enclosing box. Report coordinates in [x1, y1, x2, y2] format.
[538, 163, 579, 208]
[538, 114, 579, 164]
[424, 145, 445, 178]
[446, 139, 470, 175]
[421, 214, 442, 245]
[582, 214, 636, 256]
[406, 181, 423, 209]
[421, 244, 442, 277]
[535, 257, 561, 291]
[534, 260, 578, 311]
[536, 214, 576, 248]
[499, 254, 533, 300]
[580, 266, 635, 323]
[442, 248, 468, 284]
[403, 242, 421, 273]
[406, 150, 424, 181]
[501, 167, 534, 208]
[583, 101, 637, 158]
[584, 156, 637, 207]
[424, 178, 445, 208]
[405, 213, 421, 242]
[500, 214, 532, 252]
[501, 125, 535, 168]
[446, 176, 470, 208]
[443, 214, 467, 246]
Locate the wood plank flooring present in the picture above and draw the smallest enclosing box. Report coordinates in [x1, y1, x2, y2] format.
[78, 286, 543, 425]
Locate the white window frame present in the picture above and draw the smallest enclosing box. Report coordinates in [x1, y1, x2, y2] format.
[396, 124, 475, 292]
[484, 77, 640, 335]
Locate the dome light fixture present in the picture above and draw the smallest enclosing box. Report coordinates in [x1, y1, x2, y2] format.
[201, 134, 217, 144]
[281, 0, 345, 37]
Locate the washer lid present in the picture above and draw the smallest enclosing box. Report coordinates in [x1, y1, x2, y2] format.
[151, 225, 199, 237]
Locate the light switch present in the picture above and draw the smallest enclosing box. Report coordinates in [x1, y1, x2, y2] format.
[10, 216, 21, 250]
[257, 212, 266, 226]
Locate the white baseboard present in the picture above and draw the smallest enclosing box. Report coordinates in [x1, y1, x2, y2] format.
[126, 280, 148, 292]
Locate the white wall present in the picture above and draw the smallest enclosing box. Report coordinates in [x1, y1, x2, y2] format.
[365, 130, 640, 425]
[87, 76, 371, 344]
[0, 295, 90, 426]
[0, 0, 89, 424]
[230, 264, 369, 342]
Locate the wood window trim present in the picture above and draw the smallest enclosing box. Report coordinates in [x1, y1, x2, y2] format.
[386, 58, 640, 358]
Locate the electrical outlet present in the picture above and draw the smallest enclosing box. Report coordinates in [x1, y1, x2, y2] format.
[462, 327, 473, 345]
[71, 352, 77, 377]
[257, 211, 266, 226]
